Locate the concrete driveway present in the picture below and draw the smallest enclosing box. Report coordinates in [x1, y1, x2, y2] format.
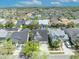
[39, 43, 49, 54]
[62, 43, 74, 55]
[13, 44, 23, 55]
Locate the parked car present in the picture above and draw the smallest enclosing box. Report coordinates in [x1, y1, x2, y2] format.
[65, 41, 71, 48]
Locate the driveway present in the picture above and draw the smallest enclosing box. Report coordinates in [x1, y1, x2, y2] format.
[39, 43, 49, 54]
[13, 44, 23, 55]
[62, 43, 74, 55]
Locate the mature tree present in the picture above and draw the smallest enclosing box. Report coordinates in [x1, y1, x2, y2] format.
[52, 39, 62, 48]
[4, 21, 15, 28]
[48, 38, 62, 50]
[0, 24, 4, 28]
[22, 20, 39, 30]
[29, 20, 39, 30]
[67, 21, 74, 28]
[22, 41, 39, 57]
[33, 16, 38, 20]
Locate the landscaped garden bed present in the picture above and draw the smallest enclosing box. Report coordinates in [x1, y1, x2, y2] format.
[49, 51, 64, 54]
[48, 46, 63, 51]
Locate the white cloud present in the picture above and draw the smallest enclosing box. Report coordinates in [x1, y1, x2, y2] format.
[73, 0, 79, 2]
[15, 0, 42, 7]
[59, 0, 79, 2]
[51, 2, 61, 4]
[51, 2, 62, 6]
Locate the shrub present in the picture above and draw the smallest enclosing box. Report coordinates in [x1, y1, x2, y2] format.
[48, 38, 62, 50]
[22, 41, 39, 57]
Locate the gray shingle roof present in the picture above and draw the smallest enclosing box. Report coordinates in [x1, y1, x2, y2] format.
[64, 28, 79, 44]
[33, 29, 48, 41]
[22, 28, 30, 32]
[16, 20, 33, 27]
[11, 29, 29, 43]
[4, 28, 18, 31]
[16, 19, 26, 27]
[48, 28, 69, 41]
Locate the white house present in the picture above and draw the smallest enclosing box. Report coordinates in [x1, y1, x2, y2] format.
[38, 20, 49, 26]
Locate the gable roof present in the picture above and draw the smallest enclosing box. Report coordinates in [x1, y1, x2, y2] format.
[16, 19, 26, 27]
[33, 29, 48, 41]
[64, 28, 79, 44]
[48, 28, 69, 41]
[11, 29, 29, 43]
[22, 28, 30, 32]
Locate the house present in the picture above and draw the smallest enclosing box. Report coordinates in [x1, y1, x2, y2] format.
[38, 20, 49, 29]
[33, 29, 48, 43]
[16, 19, 26, 27]
[25, 20, 32, 25]
[38, 20, 49, 26]
[48, 28, 69, 41]
[64, 28, 79, 45]
[0, 29, 11, 40]
[11, 28, 29, 44]
[16, 19, 32, 27]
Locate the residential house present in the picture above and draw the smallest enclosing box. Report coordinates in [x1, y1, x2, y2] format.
[16, 19, 26, 27]
[64, 28, 79, 45]
[38, 20, 49, 29]
[16, 19, 32, 27]
[11, 28, 29, 44]
[48, 28, 69, 41]
[33, 29, 48, 43]
[0, 29, 12, 41]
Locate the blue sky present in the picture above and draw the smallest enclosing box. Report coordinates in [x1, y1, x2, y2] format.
[0, 0, 79, 7]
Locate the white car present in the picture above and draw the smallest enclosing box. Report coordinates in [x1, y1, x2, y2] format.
[65, 41, 71, 48]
